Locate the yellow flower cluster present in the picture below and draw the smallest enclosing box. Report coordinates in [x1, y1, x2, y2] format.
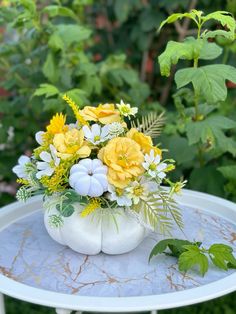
[35, 96, 166, 194]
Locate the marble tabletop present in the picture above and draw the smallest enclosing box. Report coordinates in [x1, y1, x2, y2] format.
[0, 203, 235, 298]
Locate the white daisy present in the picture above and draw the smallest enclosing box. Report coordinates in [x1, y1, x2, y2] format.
[116, 99, 138, 118]
[107, 122, 124, 139]
[82, 124, 109, 145]
[143, 149, 167, 179]
[126, 177, 158, 205]
[107, 184, 132, 207]
[12, 155, 31, 178]
[36, 145, 60, 179]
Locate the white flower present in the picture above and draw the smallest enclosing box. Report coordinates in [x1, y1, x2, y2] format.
[107, 184, 132, 207]
[69, 159, 108, 197]
[35, 131, 45, 145]
[82, 124, 109, 145]
[36, 145, 60, 179]
[12, 155, 31, 178]
[116, 99, 138, 118]
[142, 149, 167, 179]
[126, 177, 158, 205]
[107, 122, 124, 139]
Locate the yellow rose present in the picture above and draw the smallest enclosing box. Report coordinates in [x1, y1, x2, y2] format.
[126, 128, 162, 157]
[53, 128, 91, 160]
[98, 137, 144, 188]
[80, 104, 121, 124]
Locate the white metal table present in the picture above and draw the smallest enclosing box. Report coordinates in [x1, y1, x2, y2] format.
[0, 189, 236, 314]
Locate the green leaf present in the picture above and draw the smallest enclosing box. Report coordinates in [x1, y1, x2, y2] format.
[209, 244, 236, 270]
[114, 0, 131, 22]
[189, 166, 225, 196]
[48, 33, 64, 51]
[218, 165, 236, 181]
[65, 89, 89, 108]
[175, 65, 236, 103]
[56, 202, 74, 217]
[159, 11, 198, 31]
[19, 0, 36, 15]
[179, 245, 209, 276]
[42, 52, 59, 83]
[158, 38, 201, 77]
[186, 115, 236, 156]
[43, 5, 78, 20]
[33, 83, 59, 98]
[55, 24, 92, 48]
[199, 41, 223, 60]
[149, 238, 199, 261]
[202, 11, 236, 41]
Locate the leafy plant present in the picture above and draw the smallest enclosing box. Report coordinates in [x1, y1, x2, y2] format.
[149, 238, 236, 276]
[158, 9, 236, 198]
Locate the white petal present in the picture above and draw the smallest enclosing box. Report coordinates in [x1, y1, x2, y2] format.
[35, 131, 44, 145]
[101, 125, 109, 137]
[37, 161, 50, 170]
[91, 124, 101, 136]
[12, 165, 26, 178]
[82, 125, 92, 138]
[154, 154, 161, 164]
[36, 167, 54, 179]
[39, 151, 52, 163]
[157, 163, 167, 172]
[74, 176, 91, 196]
[50, 145, 58, 160]
[158, 172, 166, 179]
[18, 155, 30, 165]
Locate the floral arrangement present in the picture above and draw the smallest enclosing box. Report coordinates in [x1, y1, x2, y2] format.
[13, 95, 185, 232]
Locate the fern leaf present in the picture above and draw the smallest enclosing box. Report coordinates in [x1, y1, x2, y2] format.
[131, 111, 165, 139]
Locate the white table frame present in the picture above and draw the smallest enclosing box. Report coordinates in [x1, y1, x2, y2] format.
[0, 190, 236, 313]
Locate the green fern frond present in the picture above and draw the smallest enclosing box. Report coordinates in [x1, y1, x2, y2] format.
[131, 111, 165, 138]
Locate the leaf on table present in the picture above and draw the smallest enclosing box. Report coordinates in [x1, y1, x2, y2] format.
[208, 244, 236, 270]
[178, 245, 209, 276]
[175, 64, 236, 103]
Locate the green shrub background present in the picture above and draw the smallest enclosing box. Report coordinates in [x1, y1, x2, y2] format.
[0, 0, 236, 313]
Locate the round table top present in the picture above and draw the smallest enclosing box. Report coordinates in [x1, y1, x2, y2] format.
[0, 189, 236, 312]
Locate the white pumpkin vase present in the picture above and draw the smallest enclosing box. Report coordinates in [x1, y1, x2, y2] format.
[44, 159, 147, 255]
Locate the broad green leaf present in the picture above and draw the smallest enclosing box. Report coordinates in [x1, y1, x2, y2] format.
[33, 83, 59, 98]
[189, 166, 225, 196]
[209, 244, 236, 270]
[20, 0, 36, 15]
[56, 202, 74, 217]
[202, 11, 236, 41]
[42, 52, 59, 83]
[218, 165, 236, 181]
[159, 11, 198, 31]
[179, 245, 209, 276]
[186, 115, 236, 156]
[48, 33, 64, 51]
[114, 0, 131, 23]
[149, 238, 196, 261]
[43, 5, 78, 20]
[55, 25, 92, 48]
[66, 89, 89, 108]
[158, 38, 202, 77]
[175, 65, 236, 103]
[199, 41, 223, 60]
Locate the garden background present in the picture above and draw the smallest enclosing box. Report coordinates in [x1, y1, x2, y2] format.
[0, 0, 236, 313]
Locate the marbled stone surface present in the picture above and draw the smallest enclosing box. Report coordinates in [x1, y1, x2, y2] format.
[0, 206, 235, 297]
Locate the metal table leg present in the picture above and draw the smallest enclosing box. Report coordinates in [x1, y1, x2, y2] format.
[0, 294, 5, 314]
